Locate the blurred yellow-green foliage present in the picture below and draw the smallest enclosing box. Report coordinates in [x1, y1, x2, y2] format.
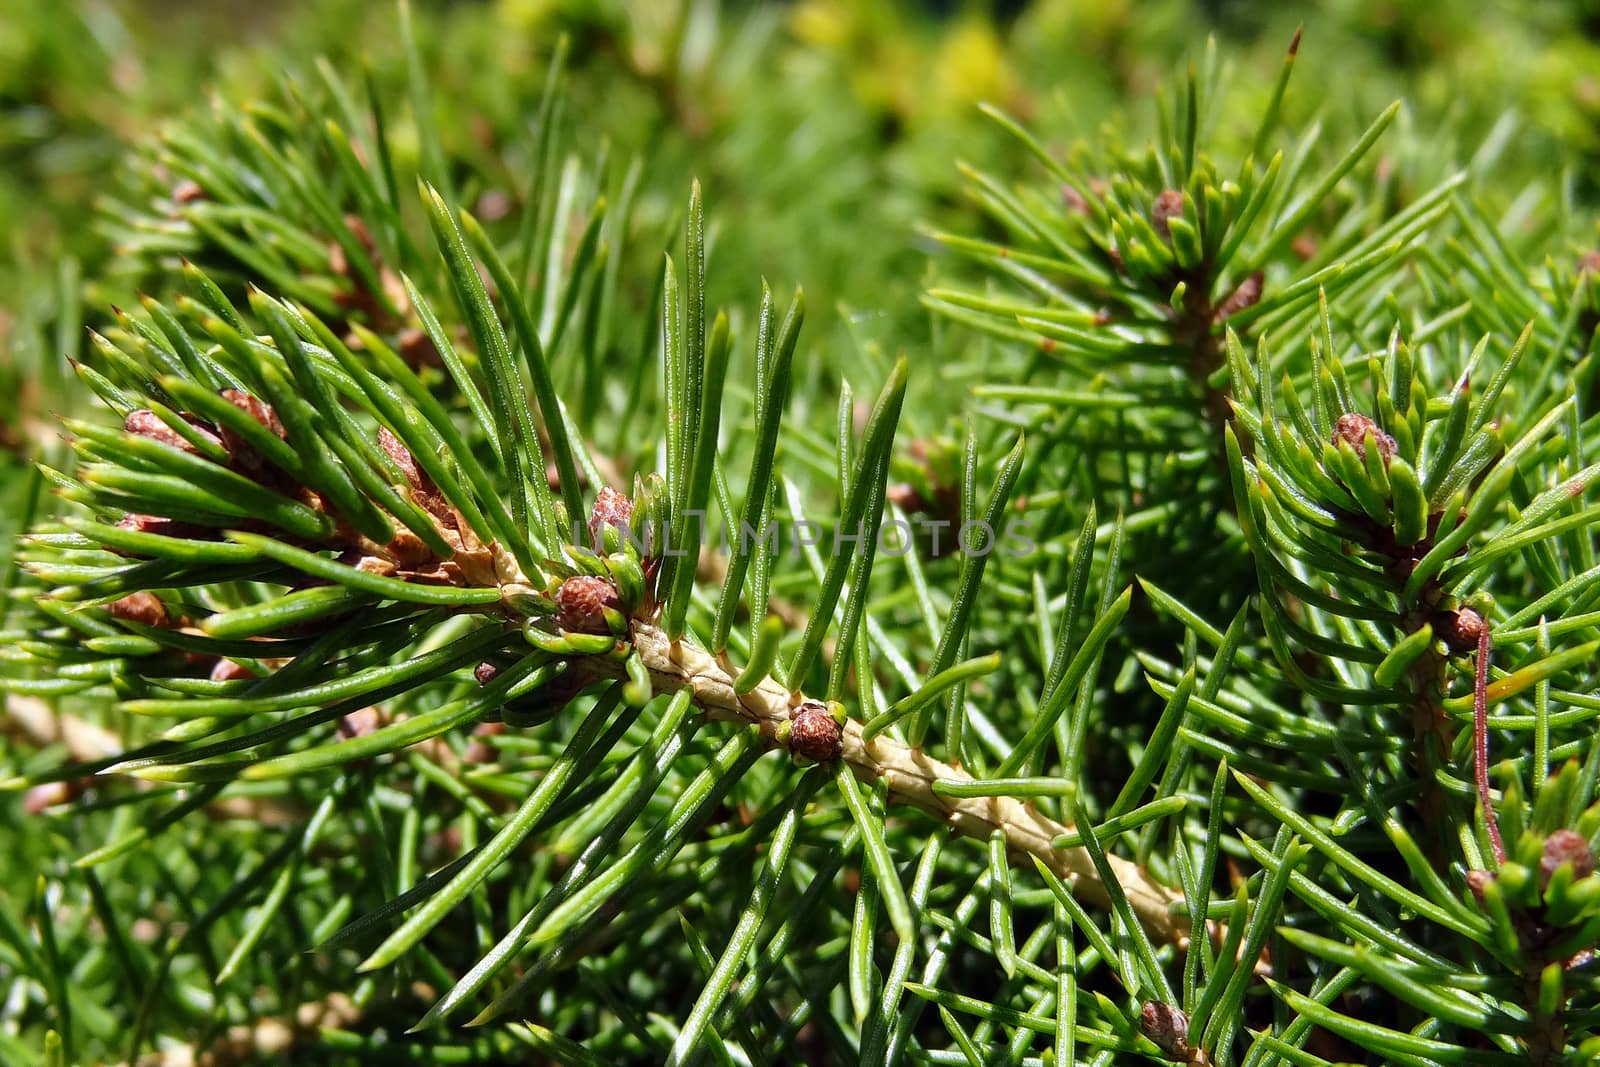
[0, 0, 1590, 549]
[4, 0, 1599, 326]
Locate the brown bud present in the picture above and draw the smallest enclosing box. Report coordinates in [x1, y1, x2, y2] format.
[210, 659, 256, 683]
[377, 426, 421, 488]
[1212, 271, 1264, 324]
[220, 390, 286, 439]
[474, 661, 501, 686]
[172, 179, 205, 205]
[589, 487, 634, 549]
[1139, 1001, 1191, 1060]
[1435, 607, 1486, 654]
[397, 327, 442, 368]
[1466, 868, 1495, 904]
[1151, 189, 1184, 240]
[475, 189, 513, 222]
[887, 483, 926, 514]
[555, 575, 622, 636]
[108, 591, 170, 629]
[1541, 829, 1596, 887]
[787, 700, 843, 763]
[464, 720, 507, 764]
[377, 426, 451, 524]
[337, 708, 385, 743]
[125, 410, 219, 454]
[113, 513, 211, 547]
[1580, 251, 1600, 276]
[328, 239, 350, 278]
[24, 780, 82, 814]
[1061, 184, 1089, 215]
[344, 214, 378, 259]
[1331, 412, 1397, 465]
[216, 389, 291, 486]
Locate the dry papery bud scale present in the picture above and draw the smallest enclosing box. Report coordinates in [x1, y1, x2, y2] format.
[1331, 411, 1397, 464]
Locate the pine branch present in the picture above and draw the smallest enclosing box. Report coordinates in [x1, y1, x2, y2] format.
[10, 7, 1600, 1060]
[580, 620, 1187, 944]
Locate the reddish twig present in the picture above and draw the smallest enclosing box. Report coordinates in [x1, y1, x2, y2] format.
[1474, 621, 1505, 864]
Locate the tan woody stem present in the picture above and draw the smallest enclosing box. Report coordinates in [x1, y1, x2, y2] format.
[577, 621, 1188, 947]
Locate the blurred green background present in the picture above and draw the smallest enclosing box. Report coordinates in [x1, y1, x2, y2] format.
[6, 0, 1600, 325]
[4, 0, 1598, 601]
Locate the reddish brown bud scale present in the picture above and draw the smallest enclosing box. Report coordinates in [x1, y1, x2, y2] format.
[1151, 189, 1184, 240]
[321, 240, 346, 280]
[210, 659, 256, 683]
[475, 189, 513, 222]
[113, 513, 211, 546]
[376, 425, 452, 525]
[172, 179, 205, 205]
[25, 780, 83, 814]
[125, 409, 220, 454]
[216, 389, 286, 483]
[786, 700, 843, 763]
[886, 484, 922, 513]
[555, 575, 622, 636]
[1541, 829, 1596, 887]
[397, 327, 443, 368]
[221, 390, 286, 439]
[1212, 271, 1264, 324]
[589, 487, 634, 548]
[337, 707, 385, 740]
[1436, 607, 1486, 654]
[108, 591, 170, 629]
[1139, 1001, 1191, 1061]
[464, 721, 507, 764]
[474, 661, 501, 686]
[377, 426, 422, 489]
[1331, 412, 1397, 464]
[344, 214, 379, 260]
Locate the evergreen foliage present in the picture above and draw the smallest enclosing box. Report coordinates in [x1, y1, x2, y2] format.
[3, 2, 1600, 1064]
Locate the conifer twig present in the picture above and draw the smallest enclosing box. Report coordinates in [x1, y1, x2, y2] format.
[575, 621, 1189, 946]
